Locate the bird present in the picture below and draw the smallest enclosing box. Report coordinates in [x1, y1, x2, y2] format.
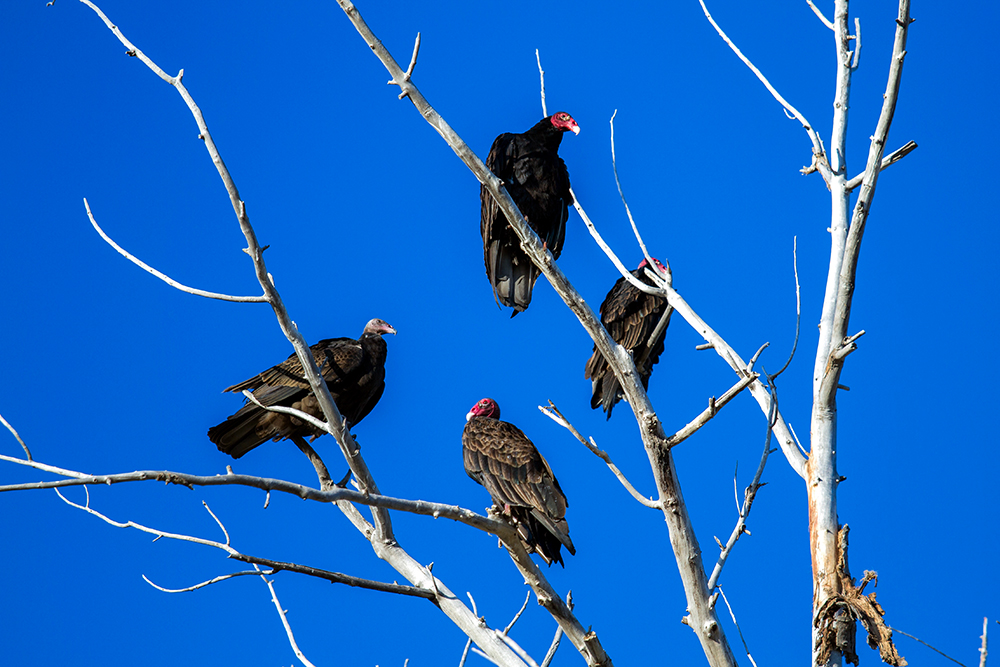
[481, 112, 579, 316]
[585, 258, 671, 419]
[208, 318, 396, 459]
[462, 397, 575, 566]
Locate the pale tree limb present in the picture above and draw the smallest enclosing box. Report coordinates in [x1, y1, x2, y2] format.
[540, 592, 571, 667]
[538, 401, 660, 509]
[52, 486, 435, 599]
[608, 110, 654, 267]
[0, 412, 32, 461]
[981, 617, 989, 667]
[142, 569, 270, 594]
[769, 237, 801, 381]
[84, 199, 267, 302]
[74, 5, 537, 664]
[78, 0, 393, 544]
[536, 49, 547, 117]
[697, 0, 831, 182]
[572, 184, 807, 479]
[845, 141, 917, 191]
[807, 0, 835, 30]
[503, 592, 532, 634]
[810, 4, 913, 664]
[706, 373, 778, 591]
[336, 3, 620, 664]
[662, 373, 758, 449]
[715, 586, 759, 667]
[256, 563, 318, 667]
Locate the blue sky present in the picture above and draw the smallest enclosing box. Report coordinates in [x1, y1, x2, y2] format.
[2, 1, 997, 665]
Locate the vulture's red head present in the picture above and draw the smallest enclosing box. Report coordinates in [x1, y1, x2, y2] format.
[363, 318, 397, 336]
[638, 257, 667, 276]
[549, 112, 581, 135]
[466, 397, 501, 422]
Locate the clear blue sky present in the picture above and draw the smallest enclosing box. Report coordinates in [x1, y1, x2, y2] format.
[2, 1, 997, 665]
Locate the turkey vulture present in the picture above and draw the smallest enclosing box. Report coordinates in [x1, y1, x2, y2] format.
[481, 112, 579, 316]
[208, 318, 396, 459]
[462, 397, 575, 566]
[585, 259, 671, 419]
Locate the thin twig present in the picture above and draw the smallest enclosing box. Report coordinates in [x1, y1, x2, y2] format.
[52, 486, 435, 598]
[717, 586, 758, 667]
[504, 592, 533, 634]
[84, 199, 267, 302]
[888, 626, 967, 666]
[539, 402, 659, 508]
[706, 374, 777, 590]
[0, 412, 32, 461]
[536, 49, 547, 117]
[770, 236, 801, 380]
[698, 0, 829, 183]
[290, 436, 334, 491]
[142, 569, 271, 593]
[257, 564, 318, 667]
[202, 500, 230, 546]
[609, 110, 653, 265]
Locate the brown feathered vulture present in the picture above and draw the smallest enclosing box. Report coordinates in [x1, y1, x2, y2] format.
[585, 259, 671, 419]
[481, 112, 579, 316]
[208, 318, 396, 459]
[462, 397, 575, 566]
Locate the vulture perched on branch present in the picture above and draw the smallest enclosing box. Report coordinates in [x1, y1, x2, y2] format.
[208, 318, 396, 459]
[585, 259, 671, 419]
[481, 112, 579, 316]
[462, 398, 575, 566]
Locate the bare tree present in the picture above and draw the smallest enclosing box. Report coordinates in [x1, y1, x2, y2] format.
[7, 1, 981, 667]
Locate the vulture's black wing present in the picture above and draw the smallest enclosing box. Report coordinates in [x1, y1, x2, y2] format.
[463, 415, 574, 566]
[208, 320, 393, 459]
[585, 269, 670, 418]
[480, 114, 577, 315]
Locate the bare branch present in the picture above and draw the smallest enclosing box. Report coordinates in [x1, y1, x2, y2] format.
[142, 569, 269, 594]
[698, 0, 830, 183]
[981, 617, 989, 667]
[770, 236, 802, 380]
[540, 592, 572, 667]
[503, 592, 532, 634]
[706, 374, 778, 590]
[495, 631, 540, 667]
[83, 199, 267, 302]
[0, 412, 32, 461]
[609, 110, 653, 266]
[539, 402, 659, 509]
[807, 0, 835, 30]
[663, 374, 758, 448]
[256, 564, 318, 667]
[845, 140, 918, 191]
[290, 436, 334, 491]
[388, 32, 421, 99]
[716, 587, 759, 667]
[202, 500, 230, 546]
[852, 18, 862, 69]
[53, 485, 434, 599]
[536, 49, 547, 117]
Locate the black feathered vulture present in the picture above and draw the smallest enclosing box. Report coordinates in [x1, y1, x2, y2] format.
[481, 112, 579, 316]
[462, 397, 575, 566]
[208, 318, 396, 459]
[585, 259, 671, 419]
